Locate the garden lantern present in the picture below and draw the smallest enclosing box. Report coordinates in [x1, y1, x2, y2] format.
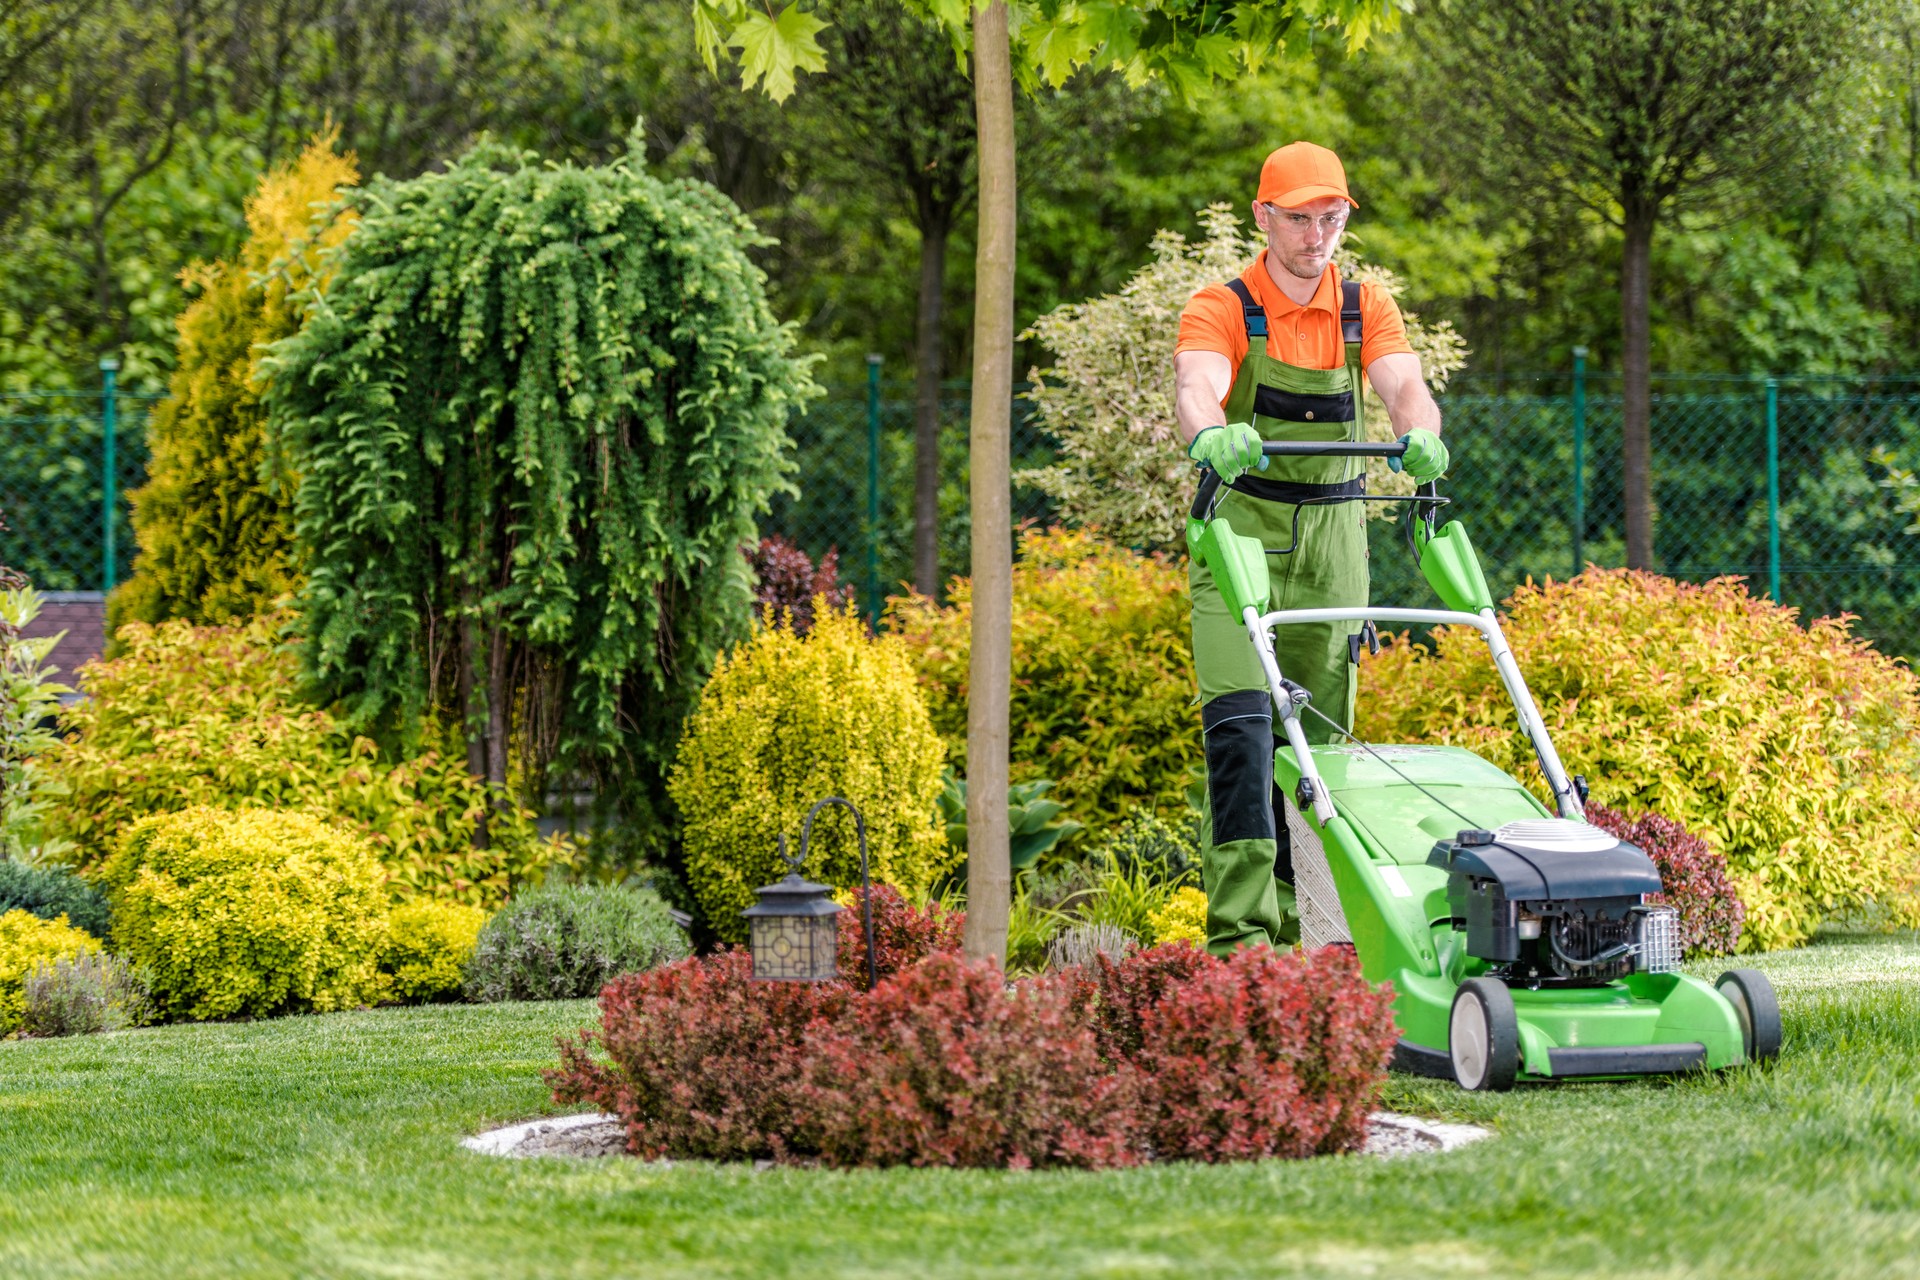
[742, 797, 879, 989]
[743, 839, 842, 983]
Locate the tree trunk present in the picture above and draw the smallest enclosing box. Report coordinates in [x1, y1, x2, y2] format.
[913, 209, 950, 597]
[961, 0, 1014, 967]
[1621, 209, 1656, 570]
[460, 615, 490, 850]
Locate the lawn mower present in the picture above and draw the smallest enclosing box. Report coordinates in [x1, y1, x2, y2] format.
[1188, 439, 1782, 1090]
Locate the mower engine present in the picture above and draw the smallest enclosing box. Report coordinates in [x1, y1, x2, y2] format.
[1428, 820, 1682, 985]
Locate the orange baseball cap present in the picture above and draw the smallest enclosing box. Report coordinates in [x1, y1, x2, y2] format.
[1257, 141, 1357, 210]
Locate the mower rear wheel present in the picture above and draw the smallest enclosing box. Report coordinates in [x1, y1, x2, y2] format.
[1715, 968, 1782, 1064]
[1449, 978, 1519, 1091]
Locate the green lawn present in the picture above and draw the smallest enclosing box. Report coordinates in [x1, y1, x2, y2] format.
[1, 934, 1916, 1280]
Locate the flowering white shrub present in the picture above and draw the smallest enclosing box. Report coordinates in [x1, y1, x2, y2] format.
[1019, 204, 1468, 547]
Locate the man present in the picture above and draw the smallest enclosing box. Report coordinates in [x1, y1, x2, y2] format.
[1173, 141, 1447, 956]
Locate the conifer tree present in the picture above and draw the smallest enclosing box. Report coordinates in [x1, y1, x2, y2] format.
[111, 136, 358, 631]
[263, 135, 817, 845]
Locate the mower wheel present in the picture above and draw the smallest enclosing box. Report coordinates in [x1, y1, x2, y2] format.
[1715, 968, 1783, 1064]
[1449, 978, 1519, 1092]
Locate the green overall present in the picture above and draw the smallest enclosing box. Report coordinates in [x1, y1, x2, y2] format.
[1190, 277, 1370, 956]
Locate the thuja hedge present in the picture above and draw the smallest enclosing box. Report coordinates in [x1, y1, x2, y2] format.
[262, 135, 817, 845]
[549, 898, 1397, 1169]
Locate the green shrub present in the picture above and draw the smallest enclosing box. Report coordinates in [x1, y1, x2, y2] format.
[669, 603, 953, 941]
[464, 883, 689, 1003]
[0, 909, 99, 1033]
[21, 952, 153, 1036]
[1357, 568, 1920, 950]
[0, 859, 111, 942]
[110, 136, 356, 632]
[1093, 810, 1198, 885]
[106, 807, 389, 1020]
[937, 770, 1085, 872]
[1, 582, 72, 859]
[43, 613, 570, 905]
[379, 900, 489, 1003]
[888, 527, 1198, 820]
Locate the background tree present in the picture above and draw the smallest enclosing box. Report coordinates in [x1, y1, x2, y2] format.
[694, 0, 1402, 962]
[262, 136, 818, 849]
[1420, 0, 1886, 568]
[111, 135, 357, 631]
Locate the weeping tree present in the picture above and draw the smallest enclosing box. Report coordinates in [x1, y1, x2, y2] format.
[263, 135, 818, 847]
[693, 0, 1399, 962]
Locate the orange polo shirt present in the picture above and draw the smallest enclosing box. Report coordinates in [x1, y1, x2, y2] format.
[1176, 253, 1413, 403]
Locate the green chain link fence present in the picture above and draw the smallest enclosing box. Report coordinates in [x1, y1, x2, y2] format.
[7, 361, 1920, 657]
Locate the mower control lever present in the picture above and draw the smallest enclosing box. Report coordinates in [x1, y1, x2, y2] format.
[1259, 440, 1408, 457]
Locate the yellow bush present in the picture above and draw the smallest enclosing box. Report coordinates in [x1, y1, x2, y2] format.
[0, 910, 99, 1033]
[379, 900, 488, 1003]
[887, 526, 1198, 819]
[1149, 886, 1209, 947]
[669, 602, 953, 941]
[1357, 569, 1920, 950]
[45, 612, 570, 905]
[106, 807, 390, 1020]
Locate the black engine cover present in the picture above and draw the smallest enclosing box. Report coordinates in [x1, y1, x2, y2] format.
[1428, 834, 1662, 900]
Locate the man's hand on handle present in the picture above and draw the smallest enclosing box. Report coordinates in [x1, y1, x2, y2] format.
[1188, 422, 1269, 483]
[1389, 426, 1449, 483]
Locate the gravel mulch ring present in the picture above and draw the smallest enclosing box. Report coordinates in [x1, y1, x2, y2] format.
[463, 1111, 1491, 1161]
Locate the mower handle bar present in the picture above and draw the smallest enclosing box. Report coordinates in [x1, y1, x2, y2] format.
[1189, 439, 1412, 520]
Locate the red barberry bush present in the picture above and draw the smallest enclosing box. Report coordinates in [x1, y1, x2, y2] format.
[1588, 802, 1745, 957]
[545, 951, 848, 1160]
[1139, 946, 1397, 1161]
[835, 883, 965, 985]
[747, 535, 853, 634]
[1060, 941, 1214, 1067]
[796, 954, 1140, 1169]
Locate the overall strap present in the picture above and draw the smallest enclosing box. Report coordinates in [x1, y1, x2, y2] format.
[1340, 280, 1363, 345]
[1224, 278, 1268, 339]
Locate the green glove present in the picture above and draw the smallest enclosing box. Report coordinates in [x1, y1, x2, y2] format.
[1390, 427, 1449, 483]
[1188, 423, 1268, 483]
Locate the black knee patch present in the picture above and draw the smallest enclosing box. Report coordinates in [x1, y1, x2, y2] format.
[1203, 691, 1274, 845]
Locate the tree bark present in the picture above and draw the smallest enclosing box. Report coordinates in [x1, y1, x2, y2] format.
[460, 615, 490, 849]
[1621, 209, 1656, 570]
[913, 208, 950, 597]
[961, 0, 1014, 967]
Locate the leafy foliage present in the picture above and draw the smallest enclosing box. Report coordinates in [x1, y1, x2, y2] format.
[0, 859, 111, 943]
[0, 583, 72, 858]
[379, 900, 490, 1004]
[1136, 945, 1396, 1161]
[889, 526, 1196, 819]
[0, 908, 99, 1033]
[1357, 569, 1920, 949]
[1019, 206, 1467, 547]
[936, 770, 1084, 871]
[463, 883, 689, 1003]
[796, 954, 1140, 1170]
[548, 938, 1397, 1169]
[104, 807, 390, 1021]
[1096, 810, 1199, 885]
[42, 613, 568, 905]
[111, 136, 357, 630]
[746, 536, 852, 635]
[835, 881, 965, 985]
[261, 136, 817, 842]
[691, 0, 1406, 105]
[1588, 803, 1745, 959]
[548, 949, 850, 1161]
[669, 602, 952, 941]
[21, 952, 153, 1037]
[1148, 886, 1209, 947]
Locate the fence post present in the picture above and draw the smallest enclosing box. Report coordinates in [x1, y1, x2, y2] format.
[865, 354, 882, 624]
[1570, 346, 1587, 580]
[100, 356, 120, 593]
[1765, 375, 1780, 602]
